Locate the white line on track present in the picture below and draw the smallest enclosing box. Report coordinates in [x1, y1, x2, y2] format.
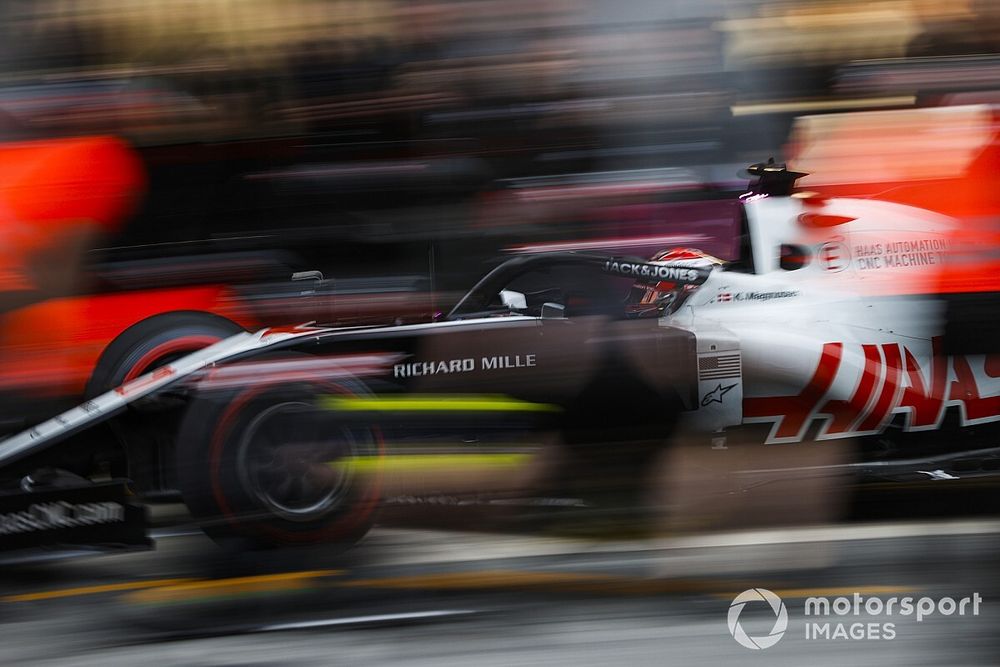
[363, 519, 1000, 566]
[149, 527, 203, 539]
[261, 610, 478, 632]
[644, 518, 1000, 551]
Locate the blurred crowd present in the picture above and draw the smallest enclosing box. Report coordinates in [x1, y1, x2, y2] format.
[0, 0, 994, 152]
[0, 1, 994, 253]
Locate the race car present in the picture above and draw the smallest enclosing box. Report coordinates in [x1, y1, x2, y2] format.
[1, 159, 996, 553]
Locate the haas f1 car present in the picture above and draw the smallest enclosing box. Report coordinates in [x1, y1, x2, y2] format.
[0, 161, 996, 553]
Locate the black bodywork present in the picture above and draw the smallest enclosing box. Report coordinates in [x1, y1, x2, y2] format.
[0, 252, 709, 550]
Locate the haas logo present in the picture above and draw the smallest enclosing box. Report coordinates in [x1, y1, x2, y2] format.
[744, 338, 1000, 443]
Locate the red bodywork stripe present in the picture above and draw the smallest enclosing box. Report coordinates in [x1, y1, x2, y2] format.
[859, 343, 903, 432]
[822, 344, 882, 434]
[744, 342, 843, 440]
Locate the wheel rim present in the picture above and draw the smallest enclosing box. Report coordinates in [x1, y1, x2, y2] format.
[236, 401, 357, 521]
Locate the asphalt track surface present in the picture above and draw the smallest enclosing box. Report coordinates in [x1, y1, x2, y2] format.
[2, 514, 1000, 666]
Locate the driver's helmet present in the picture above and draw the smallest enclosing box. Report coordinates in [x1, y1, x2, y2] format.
[626, 247, 723, 317]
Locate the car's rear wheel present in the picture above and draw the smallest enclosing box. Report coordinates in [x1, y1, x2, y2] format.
[175, 377, 382, 549]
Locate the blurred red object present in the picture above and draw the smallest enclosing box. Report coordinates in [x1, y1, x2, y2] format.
[0, 137, 250, 418]
[0, 135, 144, 230]
[787, 105, 1000, 350]
[0, 136, 144, 299]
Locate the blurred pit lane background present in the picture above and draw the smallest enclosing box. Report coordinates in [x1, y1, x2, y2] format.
[2, 2, 1000, 663]
[1, 0, 998, 283]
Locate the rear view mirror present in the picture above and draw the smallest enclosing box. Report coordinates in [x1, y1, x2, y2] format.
[291, 270, 327, 295]
[541, 302, 565, 319]
[292, 270, 324, 282]
[500, 289, 528, 310]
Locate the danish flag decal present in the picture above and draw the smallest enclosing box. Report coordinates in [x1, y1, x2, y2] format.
[744, 337, 1000, 443]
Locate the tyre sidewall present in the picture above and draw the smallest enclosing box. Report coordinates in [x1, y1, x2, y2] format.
[86, 311, 243, 396]
[177, 378, 383, 548]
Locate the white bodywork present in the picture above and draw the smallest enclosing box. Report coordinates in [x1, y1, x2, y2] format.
[675, 194, 1000, 444]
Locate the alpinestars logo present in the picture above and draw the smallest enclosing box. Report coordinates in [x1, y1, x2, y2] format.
[701, 383, 737, 406]
[728, 588, 788, 650]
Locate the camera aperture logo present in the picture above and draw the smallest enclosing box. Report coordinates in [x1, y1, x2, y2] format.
[728, 588, 984, 649]
[728, 588, 788, 650]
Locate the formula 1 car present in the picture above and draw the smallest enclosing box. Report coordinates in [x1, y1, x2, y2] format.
[1, 160, 997, 553]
